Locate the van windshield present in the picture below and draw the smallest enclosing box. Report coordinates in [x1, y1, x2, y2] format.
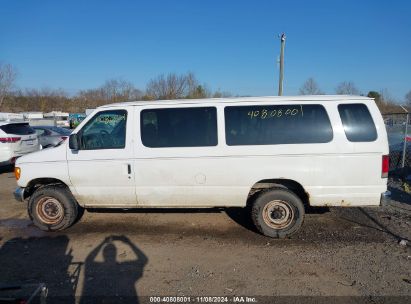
[79, 110, 127, 150]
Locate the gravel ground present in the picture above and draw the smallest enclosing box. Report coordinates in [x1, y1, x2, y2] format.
[0, 169, 410, 303]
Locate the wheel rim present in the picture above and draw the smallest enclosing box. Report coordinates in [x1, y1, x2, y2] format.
[262, 200, 294, 229]
[36, 196, 64, 225]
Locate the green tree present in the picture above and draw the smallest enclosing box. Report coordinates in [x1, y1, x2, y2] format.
[367, 91, 381, 103]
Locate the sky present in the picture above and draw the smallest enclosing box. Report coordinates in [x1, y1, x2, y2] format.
[1, 0, 410, 100]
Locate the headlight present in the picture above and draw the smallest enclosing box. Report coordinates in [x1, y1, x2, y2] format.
[14, 167, 21, 180]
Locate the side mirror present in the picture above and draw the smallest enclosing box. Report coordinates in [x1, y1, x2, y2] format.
[69, 134, 79, 150]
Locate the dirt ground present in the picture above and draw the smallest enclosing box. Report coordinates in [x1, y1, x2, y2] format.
[0, 168, 410, 303]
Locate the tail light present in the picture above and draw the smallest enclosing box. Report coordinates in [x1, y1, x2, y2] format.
[382, 155, 389, 178]
[61, 136, 68, 140]
[0, 137, 21, 143]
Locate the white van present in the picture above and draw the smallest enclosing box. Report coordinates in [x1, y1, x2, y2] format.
[13, 96, 390, 238]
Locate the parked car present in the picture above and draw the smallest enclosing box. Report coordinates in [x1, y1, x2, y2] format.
[32, 126, 71, 148]
[0, 122, 40, 166]
[13, 95, 389, 237]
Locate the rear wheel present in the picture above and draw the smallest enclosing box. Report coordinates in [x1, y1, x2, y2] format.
[251, 188, 305, 238]
[28, 185, 81, 231]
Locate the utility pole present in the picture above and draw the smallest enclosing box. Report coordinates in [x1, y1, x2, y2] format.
[278, 33, 286, 96]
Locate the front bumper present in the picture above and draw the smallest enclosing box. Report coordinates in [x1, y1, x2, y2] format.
[380, 190, 391, 206]
[14, 187, 25, 202]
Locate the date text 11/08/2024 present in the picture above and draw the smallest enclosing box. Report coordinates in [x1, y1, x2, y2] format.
[149, 296, 257, 303]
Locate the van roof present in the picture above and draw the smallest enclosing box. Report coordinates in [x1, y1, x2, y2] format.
[100, 95, 372, 108]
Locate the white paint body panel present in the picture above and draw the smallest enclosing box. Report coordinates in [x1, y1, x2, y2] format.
[16, 144, 71, 187]
[66, 108, 136, 207]
[16, 96, 388, 208]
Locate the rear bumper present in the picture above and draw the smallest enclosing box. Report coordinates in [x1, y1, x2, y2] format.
[13, 187, 25, 202]
[380, 190, 391, 206]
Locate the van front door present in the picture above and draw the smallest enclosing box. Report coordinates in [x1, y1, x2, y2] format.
[67, 109, 137, 207]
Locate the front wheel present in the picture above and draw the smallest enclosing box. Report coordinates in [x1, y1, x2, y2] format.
[28, 185, 82, 231]
[251, 188, 305, 238]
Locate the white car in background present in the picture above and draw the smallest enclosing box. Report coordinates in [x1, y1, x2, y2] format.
[0, 121, 40, 166]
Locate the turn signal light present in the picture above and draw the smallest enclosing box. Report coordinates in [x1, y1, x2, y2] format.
[14, 167, 21, 180]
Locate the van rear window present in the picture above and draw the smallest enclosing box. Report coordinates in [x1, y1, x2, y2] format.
[338, 104, 377, 142]
[141, 107, 217, 148]
[224, 104, 333, 146]
[0, 123, 35, 135]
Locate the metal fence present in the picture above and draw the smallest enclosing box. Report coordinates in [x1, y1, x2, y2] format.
[383, 113, 411, 171]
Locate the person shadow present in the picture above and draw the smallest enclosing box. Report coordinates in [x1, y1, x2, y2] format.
[80, 235, 148, 304]
[0, 235, 75, 303]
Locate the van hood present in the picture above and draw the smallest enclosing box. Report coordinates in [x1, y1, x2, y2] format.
[16, 142, 67, 164]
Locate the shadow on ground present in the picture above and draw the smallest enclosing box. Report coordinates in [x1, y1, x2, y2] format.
[337, 207, 411, 244]
[87, 205, 331, 237]
[87, 207, 224, 214]
[0, 235, 147, 303]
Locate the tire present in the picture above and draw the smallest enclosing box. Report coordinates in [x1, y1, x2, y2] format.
[28, 184, 81, 231]
[251, 188, 305, 238]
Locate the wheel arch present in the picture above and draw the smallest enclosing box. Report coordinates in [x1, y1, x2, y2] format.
[24, 178, 70, 200]
[248, 178, 310, 207]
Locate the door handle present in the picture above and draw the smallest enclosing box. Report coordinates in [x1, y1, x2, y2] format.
[127, 164, 131, 174]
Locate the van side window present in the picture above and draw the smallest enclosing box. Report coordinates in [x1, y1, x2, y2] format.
[79, 110, 127, 150]
[338, 104, 377, 142]
[224, 104, 333, 146]
[141, 107, 217, 148]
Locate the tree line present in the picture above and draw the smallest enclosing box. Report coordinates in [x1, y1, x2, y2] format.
[0, 63, 231, 113]
[0, 62, 410, 114]
[299, 77, 411, 114]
